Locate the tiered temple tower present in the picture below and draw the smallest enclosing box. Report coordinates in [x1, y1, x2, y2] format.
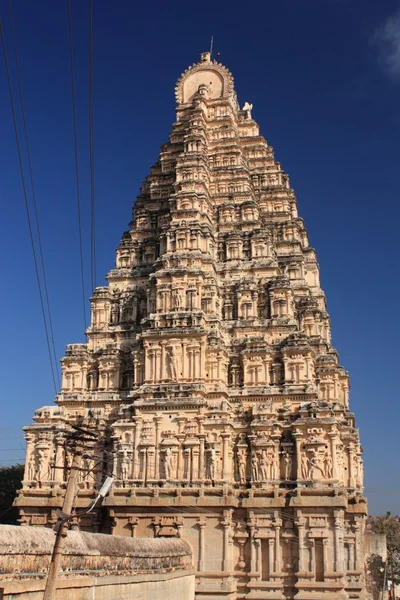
[17, 52, 368, 600]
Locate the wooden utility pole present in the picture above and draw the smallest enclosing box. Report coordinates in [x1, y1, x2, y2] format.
[43, 450, 82, 600]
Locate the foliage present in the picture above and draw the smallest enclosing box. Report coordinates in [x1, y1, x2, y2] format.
[369, 513, 400, 593]
[0, 464, 24, 525]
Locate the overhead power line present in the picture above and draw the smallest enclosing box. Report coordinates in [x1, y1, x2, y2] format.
[7, 0, 60, 390]
[68, 0, 88, 331]
[88, 0, 96, 292]
[0, 18, 58, 395]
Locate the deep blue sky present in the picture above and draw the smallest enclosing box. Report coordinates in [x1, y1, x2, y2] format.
[0, 0, 399, 515]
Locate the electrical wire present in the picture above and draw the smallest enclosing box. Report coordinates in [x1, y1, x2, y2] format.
[7, 0, 61, 390]
[88, 0, 96, 292]
[0, 18, 58, 395]
[67, 0, 88, 331]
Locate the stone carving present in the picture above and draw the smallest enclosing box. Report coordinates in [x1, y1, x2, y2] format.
[166, 346, 180, 380]
[323, 450, 333, 479]
[259, 452, 268, 481]
[301, 452, 309, 480]
[163, 447, 173, 480]
[208, 448, 217, 480]
[282, 451, 293, 480]
[237, 448, 247, 485]
[251, 452, 259, 482]
[19, 51, 367, 599]
[27, 452, 36, 481]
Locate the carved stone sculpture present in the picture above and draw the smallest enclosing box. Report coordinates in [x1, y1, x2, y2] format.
[18, 51, 368, 600]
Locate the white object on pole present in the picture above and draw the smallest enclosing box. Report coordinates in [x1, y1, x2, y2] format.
[98, 476, 114, 498]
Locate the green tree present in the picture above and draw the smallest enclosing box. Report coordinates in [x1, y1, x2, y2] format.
[369, 513, 400, 600]
[0, 464, 24, 525]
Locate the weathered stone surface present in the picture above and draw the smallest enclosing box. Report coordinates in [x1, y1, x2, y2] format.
[0, 524, 192, 576]
[15, 52, 373, 599]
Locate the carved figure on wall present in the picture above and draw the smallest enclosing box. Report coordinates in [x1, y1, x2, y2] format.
[166, 346, 180, 380]
[301, 452, 309, 479]
[282, 451, 293, 480]
[237, 449, 247, 485]
[208, 448, 217, 480]
[121, 450, 131, 480]
[36, 449, 49, 482]
[27, 452, 36, 481]
[110, 302, 120, 325]
[323, 451, 333, 479]
[251, 452, 259, 481]
[171, 288, 182, 309]
[309, 453, 324, 480]
[336, 445, 344, 481]
[266, 451, 275, 480]
[163, 447, 173, 479]
[259, 452, 268, 481]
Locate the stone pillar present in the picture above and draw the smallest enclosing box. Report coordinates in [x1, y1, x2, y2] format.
[200, 342, 205, 379]
[323, 538, 329, 575]
[192, 446, 200, 481]
[348, 444, 356, 487]
[222, 517, 232, 572]
[194, 348, 201, 380]
[293, 432, 302, 481]
[54, 433, 65, 483]
[181, 342, 187, 380]
[249, 527, 256, 573]
[349, 542, 354, 572]
[199, 433, 205, 481]
[255, 538, 261, 580]
[334, 511, 344, 573]
[144, 348, 150, 383]
[297, 515, 306, 573]
[24, 433, 35, 482]
[274, 521, 281, 573]
[154, 416, 162, 479]
[265, 538, 273, 577]
[156, 349, 162, 381]
[133, 418, 142, 478]
[160, 343, 166, 380]
[188, 349, 193, 380]
[198, 519, 206, 571]
[329, 431, 339, 480]
[310, 539, 315, 576]
[221, 432, 230, 481]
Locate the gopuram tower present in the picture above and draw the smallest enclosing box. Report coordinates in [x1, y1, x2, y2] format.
[17, 52, 368, 600]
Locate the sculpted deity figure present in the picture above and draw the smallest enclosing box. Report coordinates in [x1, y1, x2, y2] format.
[166, 346, 179, 380]
[251, 453, 259, 482]
[171, 288, 182, 309]
[121, 451, 130, 480]
[259, 452, 268, 481]
[323, 450, 333, 479]
[163, 447, 173, 480]
[282, 451, 293, 480]
[309, 453, 324, 480]
[110, 302, 120, 325]
[208, 448, 217, 480]
[36, 449, 48, 482]
[237, 449, 247, 485]
[336, 445, 344, 482]
[266, 451, 275, 480]
[27, 452, 36, 481]
[301, 452, 309, 480]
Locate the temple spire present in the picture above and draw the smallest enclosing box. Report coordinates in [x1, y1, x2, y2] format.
[17, 52, 368, 600]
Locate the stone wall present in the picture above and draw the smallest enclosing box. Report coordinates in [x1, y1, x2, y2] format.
[0, 525, 195, 600]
